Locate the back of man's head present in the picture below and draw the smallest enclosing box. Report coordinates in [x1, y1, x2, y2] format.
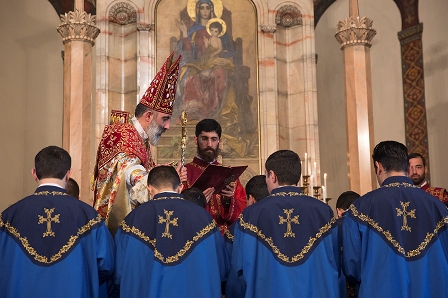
[336, 191, 360, 211]
[265, 150, 301, 186]
[181, 187, 207, 208]
[147, 166, 180, 192]
[66, 178, 80, 198]
[372, 141, 408, 174]
[35, 146, 71, 180]
[246, 175, 270, 201]
[195, 119, 222, 138]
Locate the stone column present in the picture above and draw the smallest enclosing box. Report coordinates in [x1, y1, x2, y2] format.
[57, 8, 100, 204]
[335, 2, 377, 195]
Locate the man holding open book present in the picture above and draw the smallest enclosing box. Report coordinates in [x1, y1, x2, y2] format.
[183, 119, 247, 234]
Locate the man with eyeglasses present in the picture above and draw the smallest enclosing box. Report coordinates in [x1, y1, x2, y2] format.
[183, 119, 247, 234]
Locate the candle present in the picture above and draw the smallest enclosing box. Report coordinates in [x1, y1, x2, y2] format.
[304, 153, 308, 176]
[323, 173, 327, 198]
[322, 186, 326, 203]
[313, 162, 317, 183]
[300, 161, 303, 187]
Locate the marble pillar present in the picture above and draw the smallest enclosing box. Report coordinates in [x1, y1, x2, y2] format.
[335, 6, 377, 194]
[57, 9, 100, 204]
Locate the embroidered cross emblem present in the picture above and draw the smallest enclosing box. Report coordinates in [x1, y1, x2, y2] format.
[158, 209, 178, 239]
[396, 201, 416, 232]
[279, 208, 299, 238]
[37, 208, 60, 237]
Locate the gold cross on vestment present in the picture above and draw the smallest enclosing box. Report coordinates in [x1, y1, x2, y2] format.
[396, 201, 416, 232]
[158, 209, 178, 239]
[37, 208, 60, 237]
[279, 208, 300, 238]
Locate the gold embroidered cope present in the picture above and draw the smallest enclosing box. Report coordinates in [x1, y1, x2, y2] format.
[0, 214, 103, 264]
[120, 220, 217, 264]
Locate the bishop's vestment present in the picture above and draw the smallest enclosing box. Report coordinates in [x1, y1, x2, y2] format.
[93, 117, 155, 235]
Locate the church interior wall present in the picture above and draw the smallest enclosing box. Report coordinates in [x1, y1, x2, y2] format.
[0, 0, 446, 211]
[0, 1, 64, 211]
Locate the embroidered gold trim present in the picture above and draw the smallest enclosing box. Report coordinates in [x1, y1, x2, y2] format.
[122, 219, 217, 264]
[224, 228, 234, 242]
[349, 204, 448, 257]
[0, 214, 103, 263]
[382, 182, 416, 188]
[33, 191, 69, 196]
[269, 191, 306, 198]
[238, 214, 336, 263]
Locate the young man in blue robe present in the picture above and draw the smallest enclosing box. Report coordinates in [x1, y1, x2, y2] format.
[0, 146, 114, 298]
[225, 150, 339, 297]
[114, 165, 228, 297]
[342, 140, 448, 297]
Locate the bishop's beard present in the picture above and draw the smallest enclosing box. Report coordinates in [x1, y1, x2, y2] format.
[146, 118, 166, 147]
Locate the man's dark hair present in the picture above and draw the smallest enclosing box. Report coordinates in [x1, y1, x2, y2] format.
[195, 119, 222, 138]
[209, 21, 223, 33]
[372, 141, 408, 173]
[147, 166, 180, 190]
[66, 178, 80, 198]
[408, 152, 426, 167]
[34, 146, 71, 180]
[265, 150, 301, 186]
[336, 191, 360, 210]
[134, 103, 155, 118]
[245, 175, 270, 201]
[181, 187, 207, 208]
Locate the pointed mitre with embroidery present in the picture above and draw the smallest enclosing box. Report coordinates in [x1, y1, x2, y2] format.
[139, 51, 181, 115]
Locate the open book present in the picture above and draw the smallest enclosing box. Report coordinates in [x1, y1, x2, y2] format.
[191, 164, 248, 194]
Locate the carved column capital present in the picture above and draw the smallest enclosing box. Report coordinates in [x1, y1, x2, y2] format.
[137, 23, 154, 32]
[261, 25, 276, 33]
[57, 10, 100, 45]
[275, 5, 302, 28]
[335, 16, 377, 50]
[109, 2, 137, 25]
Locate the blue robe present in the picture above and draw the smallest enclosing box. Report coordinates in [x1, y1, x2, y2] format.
[225, 186, 339, 298]
[343, 176, 448, 297]
[0, 185, 115, 298]
[114, 192, 228, 297]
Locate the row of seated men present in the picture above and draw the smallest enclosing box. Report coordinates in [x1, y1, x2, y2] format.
[1, 141, 447, 298]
